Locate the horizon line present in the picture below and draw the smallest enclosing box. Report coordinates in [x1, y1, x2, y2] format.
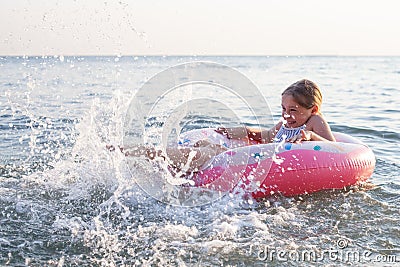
[1, 54, 400, 58]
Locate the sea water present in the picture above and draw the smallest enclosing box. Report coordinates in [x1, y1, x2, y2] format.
[0, 56, 399, 266]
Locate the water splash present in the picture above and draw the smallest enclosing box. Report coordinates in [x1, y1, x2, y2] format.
[15, 88, 291, 265]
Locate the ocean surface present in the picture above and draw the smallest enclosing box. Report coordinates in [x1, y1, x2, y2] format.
[0, 56, 399, 266]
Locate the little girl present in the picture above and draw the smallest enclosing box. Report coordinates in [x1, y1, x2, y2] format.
[215, 79, 336, 143]
[110, 79, 335, 173]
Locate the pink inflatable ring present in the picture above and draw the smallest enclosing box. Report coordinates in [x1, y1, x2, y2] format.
[179, 128, 375, 198]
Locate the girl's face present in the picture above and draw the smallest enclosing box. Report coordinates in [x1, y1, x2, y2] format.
[281, 94, 317, 128]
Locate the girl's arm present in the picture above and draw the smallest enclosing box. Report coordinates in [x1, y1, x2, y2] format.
[307, 114, 336, 141]
[215, 121, 282, 144]
[295, 129, 334, 142]
[288, 114, 335, 143]
[214, 126, 249, 140]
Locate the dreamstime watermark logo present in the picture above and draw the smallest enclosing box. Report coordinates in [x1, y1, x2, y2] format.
[247, 238, 399, 264]
[123, 62, 273, 207]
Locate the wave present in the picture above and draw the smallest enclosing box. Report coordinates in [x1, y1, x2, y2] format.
[0, 113, 78, 130]
[331, 124, 399, 141]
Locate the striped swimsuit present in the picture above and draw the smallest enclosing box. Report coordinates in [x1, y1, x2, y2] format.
[274, 124, 306, 143]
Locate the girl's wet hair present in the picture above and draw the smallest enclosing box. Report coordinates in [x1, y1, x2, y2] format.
[282, 79, 322, 111]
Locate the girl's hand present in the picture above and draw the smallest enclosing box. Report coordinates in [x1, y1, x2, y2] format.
[300, 130, 312, 142]
[287, 130, 312, 143]
[214, 127, 233, 139]
[215, 126, 249, 140]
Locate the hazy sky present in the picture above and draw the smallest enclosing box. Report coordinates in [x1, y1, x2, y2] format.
[1, 0, 400, 56]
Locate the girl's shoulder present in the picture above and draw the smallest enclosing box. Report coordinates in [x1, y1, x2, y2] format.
[306, 114, 328, 129]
